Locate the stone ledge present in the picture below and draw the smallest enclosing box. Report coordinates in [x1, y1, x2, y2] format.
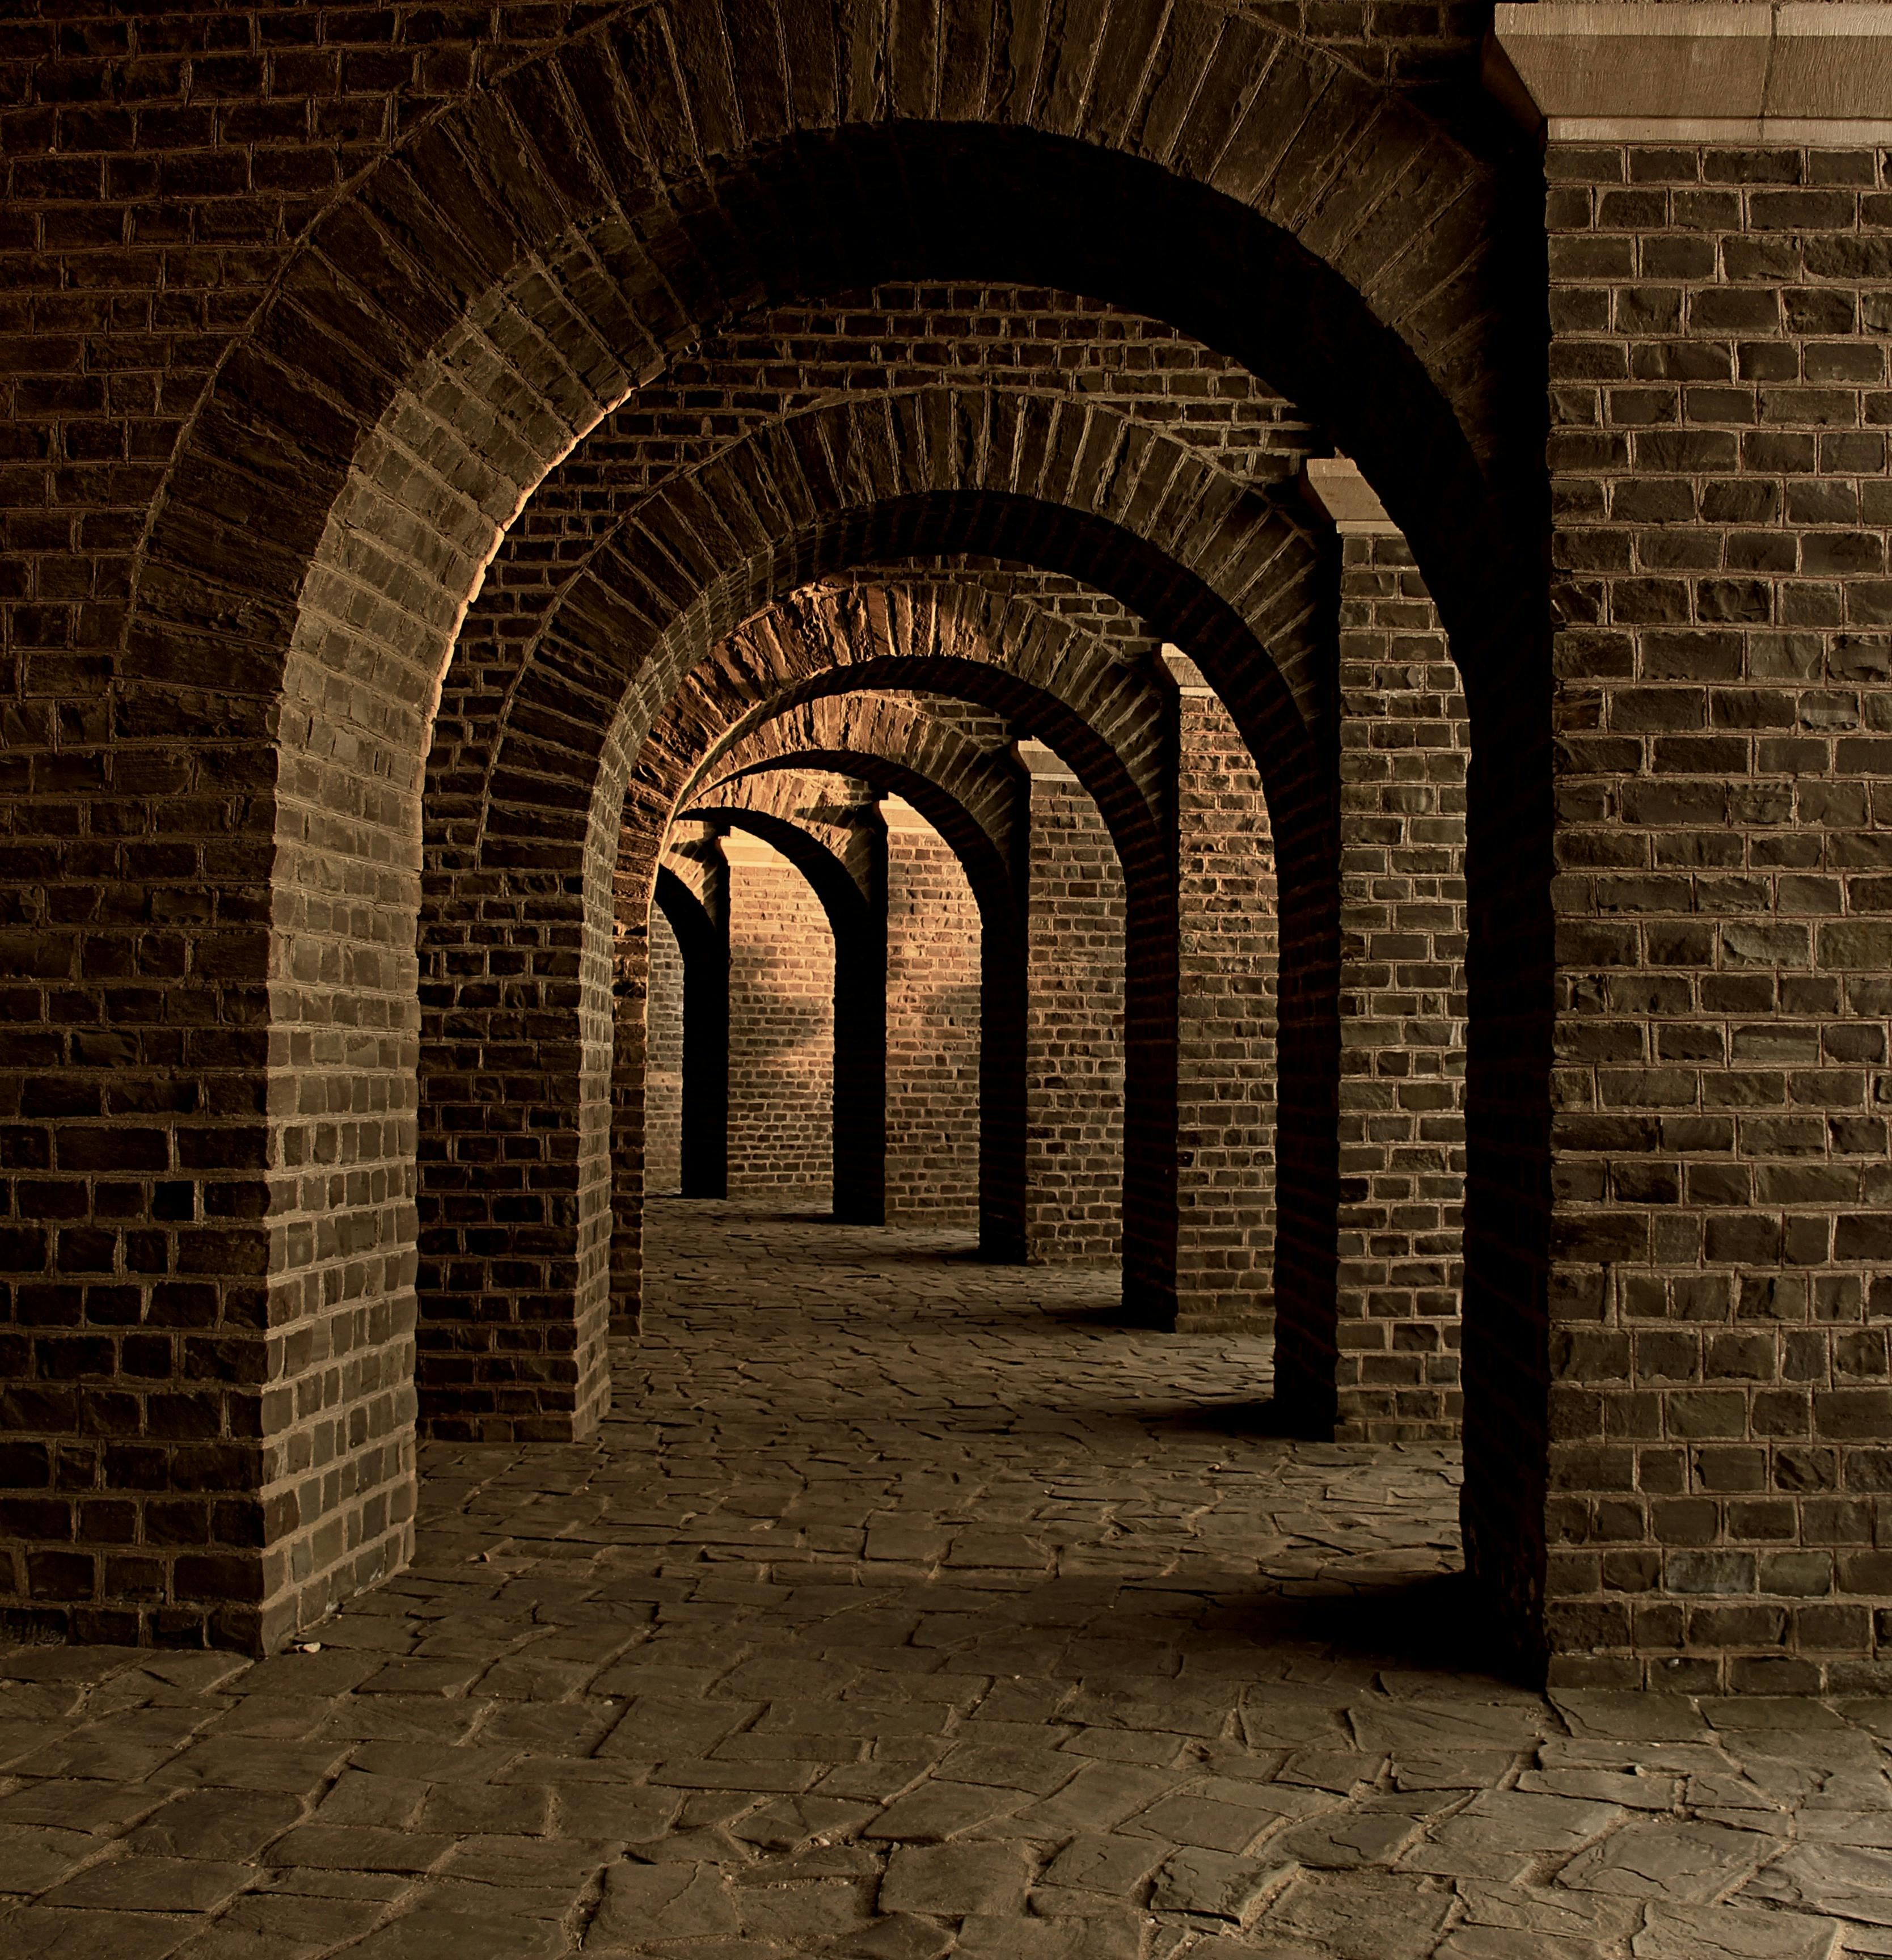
[1488, 2, 1892, 145]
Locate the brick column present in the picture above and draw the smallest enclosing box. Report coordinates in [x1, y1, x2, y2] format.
[1495, 4, 1892, 1687]
[830, 800, 889, 1228]
[884, 797, 982, 1225]
[1018, 741, 1129, 1268]
[653, 850, 730, 1201]
[647, 897, 685, 1196]
[1299, 464, 1469, 1443]
[981, 786, 1031, 1267]
[1165, 650, 1279, 1334]
[720, 829, 837, 1201]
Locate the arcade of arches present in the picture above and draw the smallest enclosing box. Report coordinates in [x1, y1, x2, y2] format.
[4, 0, 1892, 1878]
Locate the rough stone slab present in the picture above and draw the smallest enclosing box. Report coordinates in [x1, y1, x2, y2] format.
[0, 1907, 197, 1959]
[880, 1842, 1031, 1916]
[1743, 1842, 1892, 1925]
[1279, 1805, 1433, 1868]
[265, 1826, 456, 1874]
[1258, 1869, 1456, 1959]
[1447, 1877, 1644, 1944]
[35, 1855, 254, 1913]
[834, 1913, 954, 1958]
[150, 1743, 354, 1793]
[1150, 1847, 1293, 1923]
[1130, 1791, 1277, 1853]
[0, 1822, 108, 1894]
[737, 1874, 877, 1940]
[1559, 1820, 1767, 1903]
[861, 1779, 1027, 1842]
[1040, 1831, 1169, 1893]
[336, 1910, 570, 1960]
[1433, 1929, 1610, 1960]
[1632, 1900, 1842, 1959]
[958, 1910, 1139, 1957]
[128, 1791, 306, 1862]
[588, 1858, 741, 1943]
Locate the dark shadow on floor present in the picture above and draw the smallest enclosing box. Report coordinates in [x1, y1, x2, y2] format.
[1216, 1572, 1519, 1685]
[1136, 1399, 1306, 1439]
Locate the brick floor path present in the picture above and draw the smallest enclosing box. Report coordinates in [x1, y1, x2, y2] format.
[0, 1201, 1880, 1957]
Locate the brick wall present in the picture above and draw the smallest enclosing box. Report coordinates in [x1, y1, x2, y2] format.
[884, 797, 981, 1226]
[0, 0, 1605, 1663]
[723, 830, 834, 1202]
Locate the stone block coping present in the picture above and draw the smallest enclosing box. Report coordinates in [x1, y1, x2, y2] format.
[1488, 2, 1892, 145]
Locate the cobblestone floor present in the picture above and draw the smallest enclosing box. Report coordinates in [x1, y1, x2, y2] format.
[0, 1199, 1881, 1957]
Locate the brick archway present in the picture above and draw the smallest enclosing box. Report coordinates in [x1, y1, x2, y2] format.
[605, 627, 1179, 1324]
[32, 9, 1541, 1649]
[423, 407, 1336, 1430]
[697, 696, 1021, 927]
[683, 801, 890, 1227]
[687, 701, 1027, 1262]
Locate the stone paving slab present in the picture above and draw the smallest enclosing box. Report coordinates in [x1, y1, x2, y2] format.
[0, 1200, 1875, 1956]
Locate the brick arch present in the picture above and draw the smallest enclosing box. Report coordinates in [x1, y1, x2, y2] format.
[696, 696, 1021, 927]
[689, 699, 1031, 1258]
[420, 387, 1338, 1418]
[58, 3, 1541, 1646]
[500, 389, 1325, 834]
[625, 564, 1184, 900]
[427, 557, 1191, 1418]
[683, 798, 889, 1223]
[478, 388, 1323, 1237]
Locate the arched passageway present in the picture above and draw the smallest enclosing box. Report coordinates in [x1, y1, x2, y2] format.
[20, 0, 1878, 1727]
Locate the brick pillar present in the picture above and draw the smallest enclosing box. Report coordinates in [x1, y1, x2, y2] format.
[647, 899, 685, 1196]
[721, 829, 837, 1201]
[652, 853, 730, 1201]
[1494, 4, 1892, 1687]
[1165, 649, 1279, 1334]
[884, 797, 982, 1225]
[1019, 741, 1129, 1267]
[982, 787, 1031, 1265]
[1302, 462, 1469, 1443]
[830, 800, 889, 1228]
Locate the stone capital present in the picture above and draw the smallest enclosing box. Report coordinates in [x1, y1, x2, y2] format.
[1159, 644, 1214, 697]
[1488, 2, 1892, 146]
[1013, 737, 1079, 784]
[1300, 457, 1397, 537]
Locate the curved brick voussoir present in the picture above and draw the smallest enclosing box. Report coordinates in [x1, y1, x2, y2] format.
[683, 576, 1173, 838]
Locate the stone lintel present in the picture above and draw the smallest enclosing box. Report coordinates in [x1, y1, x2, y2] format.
[1488, 3, 1892, 145]
[1300, 457, 1399, 538]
